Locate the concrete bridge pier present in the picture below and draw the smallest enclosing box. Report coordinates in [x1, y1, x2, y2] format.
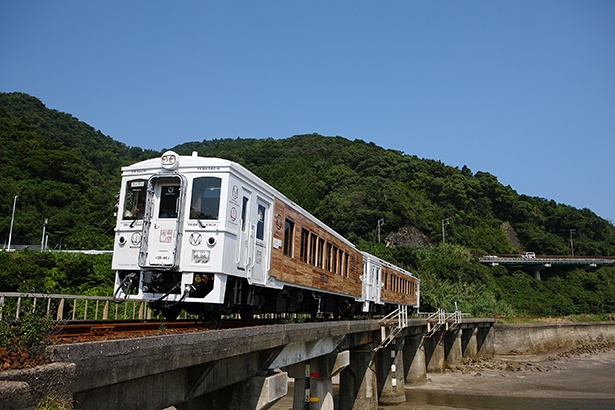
[403, 334, 427, 385]
[461, 327, 478, 358]
[286, 351, 350, 410]
[424, 332, 445, 373]
[338, 345, 378, 410]
[477, 325, 495, 357]
[376, 338, 406, 405]
[444, 329, 463, 366]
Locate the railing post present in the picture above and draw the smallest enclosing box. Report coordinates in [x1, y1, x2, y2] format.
[57, 298, 65, 320]
[103, 301, 109, 320]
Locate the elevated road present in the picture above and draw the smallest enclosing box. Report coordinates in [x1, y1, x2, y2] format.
[478, 255, 614, 279]
[478, 255, 614, 267]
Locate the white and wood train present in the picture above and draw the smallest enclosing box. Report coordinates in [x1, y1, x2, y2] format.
[112, 151, 420, 319]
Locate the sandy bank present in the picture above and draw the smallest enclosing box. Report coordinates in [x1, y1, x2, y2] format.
[402, 343, 615, 409]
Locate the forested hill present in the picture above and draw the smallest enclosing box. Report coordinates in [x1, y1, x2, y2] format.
[1, 92, 614, 255]
[174, 137, 614, 256]
[0, 92, 158, 248]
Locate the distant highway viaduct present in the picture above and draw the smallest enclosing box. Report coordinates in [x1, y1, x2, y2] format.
[478, 255, 614, 280]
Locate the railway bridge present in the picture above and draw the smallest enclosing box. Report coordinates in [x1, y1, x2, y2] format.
[2, 314, 495, 409]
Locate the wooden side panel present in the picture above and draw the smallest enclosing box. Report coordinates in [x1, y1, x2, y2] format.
[380, 265, 419, 306]
[270, 198, 363, 297]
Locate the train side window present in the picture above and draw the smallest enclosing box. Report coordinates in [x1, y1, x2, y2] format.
[300, 229, 309, 262]
[283, 219, 294, 256]
[317, 238, 325, 268]
[331, 246, 338, 274]
[190, 177, 222, 220]
[241, 196, 249, 231]
[122, 179, 147, 220]
[309, 234, 317, 265]
[256, 203, 266, 240]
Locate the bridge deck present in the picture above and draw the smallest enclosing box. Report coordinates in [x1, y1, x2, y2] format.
[479, 255, 614, 266]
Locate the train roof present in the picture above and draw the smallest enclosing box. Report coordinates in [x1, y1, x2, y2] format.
[121, 152, 235, 173]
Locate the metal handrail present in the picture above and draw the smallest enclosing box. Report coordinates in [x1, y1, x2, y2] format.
[0, 292, 157, 321]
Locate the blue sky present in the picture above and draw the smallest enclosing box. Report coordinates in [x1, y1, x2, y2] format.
[2, 1, 614, 223]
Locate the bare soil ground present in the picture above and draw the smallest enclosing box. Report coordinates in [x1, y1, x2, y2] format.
[401, 341, 615, 409]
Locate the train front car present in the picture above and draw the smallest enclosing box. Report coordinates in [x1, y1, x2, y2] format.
[112, 151, 276, 319]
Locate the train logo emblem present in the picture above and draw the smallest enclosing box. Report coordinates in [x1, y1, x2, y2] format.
[230, 206, 237, 222]
[232, 185, 239, 200]
[189, 233, 202, 246]
[130, 232, 141, 246]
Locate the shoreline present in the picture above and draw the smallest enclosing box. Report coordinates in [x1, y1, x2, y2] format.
[402, 344, 615, 409]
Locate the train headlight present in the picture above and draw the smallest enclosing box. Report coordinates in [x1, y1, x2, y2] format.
[192, 249, 210, 264]
[161, 151, 180, 170]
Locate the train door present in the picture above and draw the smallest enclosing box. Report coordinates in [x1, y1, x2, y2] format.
[237, 191, 251, 272]
[250, 198, 270, 285]
[139, 175, 185, 269]
[362, 258, 382, 309]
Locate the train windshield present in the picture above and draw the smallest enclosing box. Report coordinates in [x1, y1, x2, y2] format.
[158, 184, 180, 218]
[190, 177, 222, 220]
[122, 179, 147, 220]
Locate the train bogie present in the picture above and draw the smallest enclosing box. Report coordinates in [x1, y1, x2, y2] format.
[112, 151, 419, 319]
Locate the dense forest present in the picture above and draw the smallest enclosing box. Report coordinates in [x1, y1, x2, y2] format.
[1, 92, 614, 317]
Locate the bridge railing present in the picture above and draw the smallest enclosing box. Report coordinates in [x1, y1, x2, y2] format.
[0, 292, 163, 321]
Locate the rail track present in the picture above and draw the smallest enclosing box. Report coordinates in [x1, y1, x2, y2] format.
[50, 319, 283, 343]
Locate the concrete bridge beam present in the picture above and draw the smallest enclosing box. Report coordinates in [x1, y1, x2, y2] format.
[179, 371, 288, 410]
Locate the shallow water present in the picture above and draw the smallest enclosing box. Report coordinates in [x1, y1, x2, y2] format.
[404, 390, 615, 409]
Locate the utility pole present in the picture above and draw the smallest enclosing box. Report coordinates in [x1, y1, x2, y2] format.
[441, 218, 449, 244]
[377, 219, 385, 243]
[8, 195, 18, 251]
[569, 229, 576, 257]
[41, 218, 48, 252]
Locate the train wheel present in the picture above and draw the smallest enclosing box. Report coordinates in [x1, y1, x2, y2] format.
[159, 305, 182, 321]
[239, 305, 254, 320]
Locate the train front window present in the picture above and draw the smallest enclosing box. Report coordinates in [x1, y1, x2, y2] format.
[190, 177, 222, 220]
[122, 179, 147, 220]
[159, 185, 180, 218]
